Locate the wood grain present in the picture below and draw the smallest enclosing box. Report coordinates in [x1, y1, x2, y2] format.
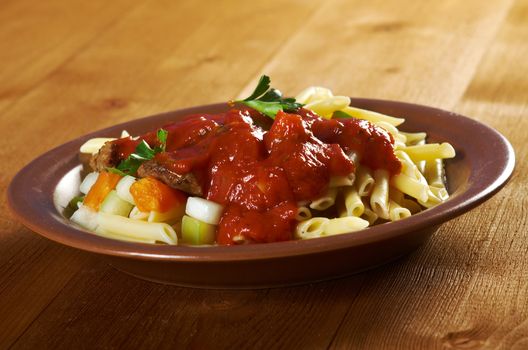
[1, 0, 527, 348]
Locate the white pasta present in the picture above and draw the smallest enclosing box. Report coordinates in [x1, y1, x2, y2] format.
[390, 173, 429, 202]
[323, 217, 369, 236]
[309, 187, 338, 211]
[97, 212, 177, 244]
[343, 187, 364, 217]
[296, 206, 312, 221]
[355, 166, 375, 196]
[295, 217, 329, 239]
[403, 143, 456, 162]
[341, 106, 405, 126]
[370, 169, 390, 220]
[389, 200, 412, 221]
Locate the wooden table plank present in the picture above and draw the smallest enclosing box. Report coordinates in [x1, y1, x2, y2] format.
[238, 0, 514, 109]
[0, 0, 144, 114]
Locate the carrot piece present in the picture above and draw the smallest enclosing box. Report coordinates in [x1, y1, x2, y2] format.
[83, 172, 122, 210]
[130, 177, 186, 213]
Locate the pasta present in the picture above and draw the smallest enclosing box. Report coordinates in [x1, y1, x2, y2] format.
[69, 79, 455, 245]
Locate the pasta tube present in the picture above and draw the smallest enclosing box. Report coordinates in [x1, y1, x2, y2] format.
[341, 106, 404, 126]
[401, 132, 427, 145]
[296, 206, 312, 221]
[97, 212, 177, 244]
[343, 187, 364, 217]
[361, 207, 379, 225]
[370, 169, 390, 220]
[310, 188, 338, 211]
[305, 96, 351, 118]
[424, 158, 446, 188]
[323, 217, 369, 236]
[390, 173, 428, 203]
[355, 166, 375, 196]
[389, 200, 412, 221]
[295, 217, 329, 239]
[403, 143, 455, 162]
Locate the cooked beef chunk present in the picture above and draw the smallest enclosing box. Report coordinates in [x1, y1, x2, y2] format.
[89, 142, 120, 172]
[137, 160, 203, 196]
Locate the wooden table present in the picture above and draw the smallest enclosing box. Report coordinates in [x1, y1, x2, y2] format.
[1, 0, 526, 348]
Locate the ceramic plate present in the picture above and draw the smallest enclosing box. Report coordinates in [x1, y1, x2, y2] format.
[7, 99, 515, 288]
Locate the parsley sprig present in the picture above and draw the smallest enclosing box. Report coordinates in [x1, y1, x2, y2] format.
[236, 75, 303, 118]
[108, 128, 168, 176]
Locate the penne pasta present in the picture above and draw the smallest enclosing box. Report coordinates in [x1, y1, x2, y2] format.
[343, 187, 364, 217]
[310, 187, 338, 211]
[95, 227, 156, 244]
[395, 150, 422, 180]
[370, 169, 390, 220]
[424, 158, 446, 188]
[413, 139, 426, 174]
[295, 86, 333, 104]
[296, 206, 312, 221]
[295, 217, 329, 239]
[323, 217, 369, 236]
[305, 96, 351, 118]
[389, 200, 412, 221]
[361, 206, 379, 225]
[341, 106, 405, 126]
[390, 173, 429, 203]
[355, 166, 375, 197]
[97, 212, 177, 244]
[403, 143, 456, 162]
[401, 131, 427, 145]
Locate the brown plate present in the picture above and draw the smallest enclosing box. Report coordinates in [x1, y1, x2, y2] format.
[7, 99, 515, 289]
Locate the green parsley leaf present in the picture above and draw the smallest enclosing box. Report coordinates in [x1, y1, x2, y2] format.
[243, 100, 284, 119]
[110, 128, 168, 176]
[243, 75, 271, 101]
[236, 75, 303, 118]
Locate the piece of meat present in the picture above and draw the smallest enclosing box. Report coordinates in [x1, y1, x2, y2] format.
[137, 160, 203, 196]
[89, 142, 120, 172]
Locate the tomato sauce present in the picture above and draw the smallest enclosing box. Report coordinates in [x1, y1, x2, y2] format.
[111, 107, 401, 245]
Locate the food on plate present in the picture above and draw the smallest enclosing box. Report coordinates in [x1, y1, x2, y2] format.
[69, 76, 455, 245]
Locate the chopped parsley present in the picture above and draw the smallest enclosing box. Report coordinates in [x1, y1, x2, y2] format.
[107, 128, 168, 176]
[236, 75, 304, 118]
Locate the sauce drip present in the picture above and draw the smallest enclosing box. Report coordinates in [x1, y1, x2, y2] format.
[111, 108, 401, 244]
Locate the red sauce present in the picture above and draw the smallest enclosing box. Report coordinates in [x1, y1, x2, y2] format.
[111, 108, 401, 245]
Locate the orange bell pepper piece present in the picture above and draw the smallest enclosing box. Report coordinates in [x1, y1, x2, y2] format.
[83, 172, 122, 210]
[130, 177, 186, 213]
